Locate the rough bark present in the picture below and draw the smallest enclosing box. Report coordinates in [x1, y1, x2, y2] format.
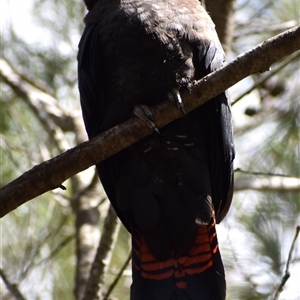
[0, 26, 299, 218]
[82, 204, 121, 300]
[71, 173, 104, 300]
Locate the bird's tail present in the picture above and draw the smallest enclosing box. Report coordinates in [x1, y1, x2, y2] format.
[131, 219, 226, 300]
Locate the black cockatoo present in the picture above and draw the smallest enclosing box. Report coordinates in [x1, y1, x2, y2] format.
[78, 0, 235, 299]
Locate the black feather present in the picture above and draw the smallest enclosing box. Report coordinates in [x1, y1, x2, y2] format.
[78, 0, 234, 298]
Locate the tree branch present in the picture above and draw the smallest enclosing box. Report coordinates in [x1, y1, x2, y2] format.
[0, 59, 75, 152]
[0, 268, 27, 300]
[232, 51, 300, 105]
[103, 252, 132, 300]
[1, 26, 299, 218]
[82, 204, 121, 300]
[72, 176, 103, 300]
[272, 226, 300, 300]
[234, 175, 300, 192]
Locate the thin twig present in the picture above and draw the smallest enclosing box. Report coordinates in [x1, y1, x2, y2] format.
[272, 226, 300, 300]
[0, 268, 27, 300]
[234, 169, 300, 192]
[103, 252, 132, 300]
[235, 168, 299, 178]
[36, 235, 75, 266]
[232, 51, 300, 105]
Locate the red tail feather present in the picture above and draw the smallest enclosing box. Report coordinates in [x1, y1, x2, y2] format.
[131, 219, 226, 300]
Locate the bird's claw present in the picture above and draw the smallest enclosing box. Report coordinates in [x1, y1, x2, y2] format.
[168, 88, 186, 115]
[133, 105, 160, 134]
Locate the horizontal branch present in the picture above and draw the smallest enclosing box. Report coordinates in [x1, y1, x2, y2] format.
[1, 26, 300, 218]
[234, 176, 300, 192]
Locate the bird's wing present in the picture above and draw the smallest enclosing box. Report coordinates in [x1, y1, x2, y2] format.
[78, 23, 133, 231]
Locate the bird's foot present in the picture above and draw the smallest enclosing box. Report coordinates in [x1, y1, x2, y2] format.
[133, 105, 160, 134]
[168, 88, 186, 115]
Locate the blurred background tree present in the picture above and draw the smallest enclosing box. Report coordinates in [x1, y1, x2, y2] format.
[1, 0, 299, 299]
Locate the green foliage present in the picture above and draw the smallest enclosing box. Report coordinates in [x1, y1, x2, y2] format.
[1, 195, 75, 298]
